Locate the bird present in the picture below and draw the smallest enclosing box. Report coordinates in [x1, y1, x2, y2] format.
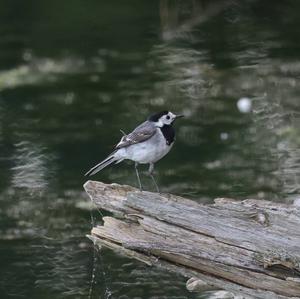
[85, 110, 184, 192]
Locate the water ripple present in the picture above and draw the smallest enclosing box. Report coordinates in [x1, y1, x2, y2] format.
[11, 140, 50, 194]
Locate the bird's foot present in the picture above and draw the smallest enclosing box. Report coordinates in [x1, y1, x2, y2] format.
[149, 173, 160, 193]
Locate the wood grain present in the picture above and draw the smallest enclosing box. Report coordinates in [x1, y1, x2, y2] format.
[84, 180, 300, 299]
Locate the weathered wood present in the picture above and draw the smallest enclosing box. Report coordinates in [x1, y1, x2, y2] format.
[84, 180, 300, 299]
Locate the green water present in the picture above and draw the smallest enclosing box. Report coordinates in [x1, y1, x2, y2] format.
[0, 1, 299, 298]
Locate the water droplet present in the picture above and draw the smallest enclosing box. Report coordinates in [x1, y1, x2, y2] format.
[237, 97, 252, 113]
[220, 132, 229, 140]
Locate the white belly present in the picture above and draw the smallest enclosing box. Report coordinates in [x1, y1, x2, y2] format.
[117, 129, 173, 164]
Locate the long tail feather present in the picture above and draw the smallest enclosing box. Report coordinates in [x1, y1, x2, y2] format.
[85, 155, 117, 176]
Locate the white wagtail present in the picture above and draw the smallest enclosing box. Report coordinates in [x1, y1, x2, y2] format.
[85, 111, 184, 192]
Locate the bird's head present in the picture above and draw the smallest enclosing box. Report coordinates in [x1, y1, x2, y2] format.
[148, 111, 184, 127]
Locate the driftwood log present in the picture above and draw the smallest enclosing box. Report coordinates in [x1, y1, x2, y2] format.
[84, 180, 300, 299]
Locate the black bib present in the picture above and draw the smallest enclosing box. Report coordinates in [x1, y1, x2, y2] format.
[160, 125, 175, 146]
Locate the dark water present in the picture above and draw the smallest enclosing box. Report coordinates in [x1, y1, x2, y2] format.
[0, 1, 299, 298]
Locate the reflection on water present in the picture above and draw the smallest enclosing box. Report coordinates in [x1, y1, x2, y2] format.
[0, 0, 300, 298]
[148, 18, 300, 201]
[0, 102, 3, 144]
[11, 140, 50, 193]
[231, 60, 300, 202]
[0, 55, 106, 92]
[160, 0, 231, 41]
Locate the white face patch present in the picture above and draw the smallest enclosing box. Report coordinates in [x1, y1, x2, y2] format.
[155, 112, 176, 127]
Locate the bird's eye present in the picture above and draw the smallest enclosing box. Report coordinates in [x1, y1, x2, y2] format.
[166, 115, 170, 120]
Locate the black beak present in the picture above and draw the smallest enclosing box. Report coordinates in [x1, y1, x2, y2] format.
[175, 114, 184, 119]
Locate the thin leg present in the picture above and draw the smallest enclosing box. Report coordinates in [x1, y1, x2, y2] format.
[135, 162, 143, 191]
[148, 163, 160, 193]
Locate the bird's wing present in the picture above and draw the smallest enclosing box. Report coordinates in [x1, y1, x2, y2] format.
[115, 121, 156, 149]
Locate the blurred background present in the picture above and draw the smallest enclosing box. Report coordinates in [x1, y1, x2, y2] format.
[0, 0, 299, 298]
